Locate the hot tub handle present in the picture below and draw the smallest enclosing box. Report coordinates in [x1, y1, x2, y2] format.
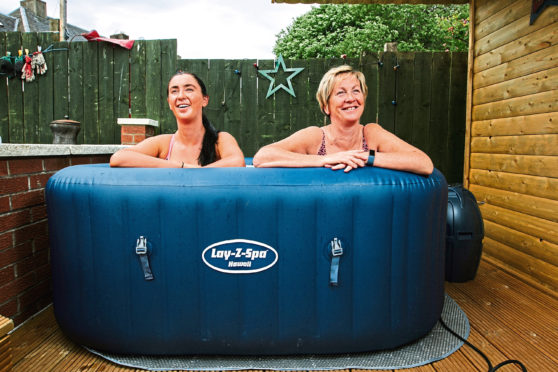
[329, 238, 344, 286]
[136, 236, 154, 281]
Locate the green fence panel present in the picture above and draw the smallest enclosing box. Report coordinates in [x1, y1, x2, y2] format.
[378, 52, 397, 134]
[98, 43, 115, 144]
[0, 32, 467, 182]
[39, 33, 59, 143]
[159, 39, 177, 135]
[447, 52, 468, 184]
[130, 40, 146, 119]
[22, 32, 39, 143]
[394, 52, 416, 145]
[429, 52, 452, 178]
[82, 41, 99, 144]
[0, 33, 8, 142]
[411, 52, 433, 156]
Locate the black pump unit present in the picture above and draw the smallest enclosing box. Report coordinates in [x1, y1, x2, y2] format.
[445, 185, 484, 282]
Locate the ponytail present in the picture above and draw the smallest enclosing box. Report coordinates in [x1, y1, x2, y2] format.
[199, 113, 220, 166]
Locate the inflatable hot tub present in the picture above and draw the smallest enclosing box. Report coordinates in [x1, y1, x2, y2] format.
[46, 164, 447, 355]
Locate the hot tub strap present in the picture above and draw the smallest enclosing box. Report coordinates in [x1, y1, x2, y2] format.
[329, 238, 343, 286]
[136, 236, 154, 281]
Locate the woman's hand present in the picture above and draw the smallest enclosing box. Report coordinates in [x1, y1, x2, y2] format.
[323, 150, 368, 173]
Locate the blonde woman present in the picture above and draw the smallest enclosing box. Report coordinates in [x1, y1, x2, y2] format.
[253, 65, 433, 175]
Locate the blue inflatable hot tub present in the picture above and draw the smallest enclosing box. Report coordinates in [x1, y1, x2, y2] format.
[46, 164, 447, 355]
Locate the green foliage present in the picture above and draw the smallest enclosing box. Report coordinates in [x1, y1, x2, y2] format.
[274, 4, 469, 58]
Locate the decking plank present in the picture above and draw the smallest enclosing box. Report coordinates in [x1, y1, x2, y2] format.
[9, 306, 58, 363]
[448, 270, 558, 366]
[11, 330, 80, 372]
[8, 258, 558, 371]
[447, 282, 558, 370]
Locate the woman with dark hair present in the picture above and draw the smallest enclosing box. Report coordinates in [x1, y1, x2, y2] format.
[110, 72, 245, 168]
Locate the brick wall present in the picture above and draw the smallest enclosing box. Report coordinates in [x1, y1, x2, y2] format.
[0, 154, 111, 326]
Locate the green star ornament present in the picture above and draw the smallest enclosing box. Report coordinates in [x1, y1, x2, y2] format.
[258, 55, 304, 99]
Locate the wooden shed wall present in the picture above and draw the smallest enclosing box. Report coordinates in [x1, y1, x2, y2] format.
[465, 0, 558, 292]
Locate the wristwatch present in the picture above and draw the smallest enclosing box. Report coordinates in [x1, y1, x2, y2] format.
[367, 149, 375, 166]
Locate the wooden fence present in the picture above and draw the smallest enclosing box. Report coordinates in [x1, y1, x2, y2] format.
[0, 32, 467, 183]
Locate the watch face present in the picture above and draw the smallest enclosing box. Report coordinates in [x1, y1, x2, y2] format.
[369, 149, 375, 156]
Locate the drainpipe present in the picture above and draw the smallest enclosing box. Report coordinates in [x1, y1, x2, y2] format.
[59, 0, 67, 41]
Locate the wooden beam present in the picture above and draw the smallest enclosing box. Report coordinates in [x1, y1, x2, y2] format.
[483, 237, 558, 292]
[473, 43, 558, 89]
[473, 66, 558, 106]
[474, 21, 558, 73]
[470, 134, 558, 156]
[478, 203, 558, 245]
[471, 153, 558, 178]
[482, 219, 558, 266]
[470, 169, 558, 201]
[471, 183, 558, 222]
[475, 5, 557, 57]
[463, 0, 475, 188]
[472, 89, 558, 121]
[272, 0, 469, 4]
[472, 112, 558, 137]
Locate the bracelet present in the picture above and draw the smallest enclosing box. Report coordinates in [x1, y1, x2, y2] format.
[366, 150, 375, 166]
[181, 161, 184, 168]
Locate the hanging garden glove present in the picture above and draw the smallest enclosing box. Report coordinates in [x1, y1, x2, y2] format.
[0, 55, 15, 79]
[14, 55, 25, 80]
[32, 52, 47, 75]
[23, 55, 35, 82]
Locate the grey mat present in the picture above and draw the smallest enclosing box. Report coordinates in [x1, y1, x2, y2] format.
[86, 294, 469, 371]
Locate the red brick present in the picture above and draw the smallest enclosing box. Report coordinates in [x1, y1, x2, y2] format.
[36, 261, 51, 279]
[34, 234, 50, 252]
[10, 190, 45, 210]
[16, 250, 49, 277]
[0, 241, 33, 267]
[36, 264, 51, 282]
[12, 304, 39, 326]
[69, 156, 92, 166]
[31, 205, 48, 222]
[0, 209, 32, 234]
[122, 125, 149, 135]
[0, 265, 15, 283]
[134, 134, 147, 143]
[0, 196, 10, 214]
[0, 232, 13, 251]
[0, 298, 18, 318]
[89, 155, 111, 164]
[14, 221, 48, 245]
[0, 160, 7, 177]
[0, 176, 29, 194]
[121, 134, 134, 145]
[28, 173, 52, 190]
[8, 158, 44, 175]
[19, 280, 51, 310]
[44, 157, 70, 172]
[0, 272, 36, 303]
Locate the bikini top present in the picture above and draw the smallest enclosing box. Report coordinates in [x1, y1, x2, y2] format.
[165, 134, 176, 161]
[317, 127, 369, 155]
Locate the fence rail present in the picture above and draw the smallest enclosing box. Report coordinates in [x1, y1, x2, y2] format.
[1, 32, 467, 182]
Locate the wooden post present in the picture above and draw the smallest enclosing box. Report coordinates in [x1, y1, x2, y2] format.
[462, 0, 475, 188]
[59, 0, 67, 41]
[0, 315, 14, 372]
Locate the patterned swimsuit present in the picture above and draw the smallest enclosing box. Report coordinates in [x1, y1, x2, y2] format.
[317, 127, 369, 155]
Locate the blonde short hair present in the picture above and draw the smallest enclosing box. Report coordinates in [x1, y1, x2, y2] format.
[315, 65, 368, 116]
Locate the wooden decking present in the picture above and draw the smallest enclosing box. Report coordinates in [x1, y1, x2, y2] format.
[7, 259, 558, 372]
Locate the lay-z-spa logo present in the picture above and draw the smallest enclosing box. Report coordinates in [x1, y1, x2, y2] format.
[202, 239, 278, 274]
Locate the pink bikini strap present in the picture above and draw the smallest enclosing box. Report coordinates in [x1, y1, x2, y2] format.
[165, 134, 176, 160]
